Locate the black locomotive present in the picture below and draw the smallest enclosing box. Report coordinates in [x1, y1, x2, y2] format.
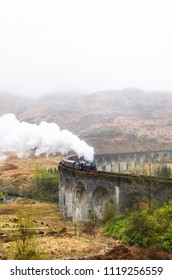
[60, 155, 97, 172]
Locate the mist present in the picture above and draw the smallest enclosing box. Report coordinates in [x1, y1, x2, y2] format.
[0, 0, 172, 97]
[0, 114, 94, 161]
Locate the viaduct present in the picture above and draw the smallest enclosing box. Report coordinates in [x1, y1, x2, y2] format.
[58, 151, 172, 222]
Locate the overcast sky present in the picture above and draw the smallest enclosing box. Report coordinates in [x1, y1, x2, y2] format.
[0, 0, 172, 97]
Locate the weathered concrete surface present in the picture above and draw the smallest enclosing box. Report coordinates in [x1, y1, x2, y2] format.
[58, 164, 172, 221]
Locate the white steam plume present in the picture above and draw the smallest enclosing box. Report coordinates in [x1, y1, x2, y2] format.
[0, 114, 94, 161]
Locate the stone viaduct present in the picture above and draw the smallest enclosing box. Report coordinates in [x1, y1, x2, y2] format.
[58, 155, 172, 221]
[95, 150, 172, 173]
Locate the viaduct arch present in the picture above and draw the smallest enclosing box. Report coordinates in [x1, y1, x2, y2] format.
[58, 163, 172, 222]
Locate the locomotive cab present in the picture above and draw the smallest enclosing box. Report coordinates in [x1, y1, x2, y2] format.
[79, 160, 97, 172]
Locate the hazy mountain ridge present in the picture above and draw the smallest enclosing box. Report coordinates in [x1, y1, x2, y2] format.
[0, 93, 31, 116]
[0, 89, 172, 153]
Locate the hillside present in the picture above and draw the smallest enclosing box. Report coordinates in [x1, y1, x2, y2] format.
[1, 199, 171, 260]
[0, 89, 172, 154]
[0, 93, 31, 116]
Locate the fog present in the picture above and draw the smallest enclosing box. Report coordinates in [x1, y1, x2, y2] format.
[0, 114, 94, 161]
[0, 0, 172, 97]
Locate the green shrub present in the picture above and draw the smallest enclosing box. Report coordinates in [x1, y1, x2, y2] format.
[102, 202, 172, 253]
[9, 211, 46, 260]
[158, 229, 172, 252]
[155, 165, 171, 177]
[102, 214, 128, 240]
[103, 197, 116, 222]
[0, 191, 4, 201]
[6, 184, 20, 197]
[124, 212, 155, 247]
[30, 165, 59, 203]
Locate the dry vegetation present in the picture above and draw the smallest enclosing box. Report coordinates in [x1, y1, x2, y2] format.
[0, 200, 120, 260]
[0, 154, 172, 260]
[0, 153, 61, 189]
[0, 200, 172, 260]
[0, 154, 119, 260]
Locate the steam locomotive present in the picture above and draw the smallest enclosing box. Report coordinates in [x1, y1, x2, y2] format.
[60, 155, 97, 172]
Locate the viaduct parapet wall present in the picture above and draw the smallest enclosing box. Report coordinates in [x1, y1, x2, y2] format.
[95, 150, 172, 172]
[58, 164, 172, 222]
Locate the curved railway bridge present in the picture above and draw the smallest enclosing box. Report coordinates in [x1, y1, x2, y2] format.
[58, 154, 172, 222]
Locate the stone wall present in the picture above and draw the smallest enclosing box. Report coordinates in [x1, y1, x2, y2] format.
[95, 150, 172, 173]
[58, 164, 172, 221]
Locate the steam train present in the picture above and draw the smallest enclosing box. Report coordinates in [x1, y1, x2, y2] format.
[60, 155, 97, 172]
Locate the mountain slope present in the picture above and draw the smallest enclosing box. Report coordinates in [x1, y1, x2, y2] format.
[0, 89, 172, 153]
[0, 93, 31, 116]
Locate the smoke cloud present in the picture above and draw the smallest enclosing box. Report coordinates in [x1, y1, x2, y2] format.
[0, 114, 94, 161]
